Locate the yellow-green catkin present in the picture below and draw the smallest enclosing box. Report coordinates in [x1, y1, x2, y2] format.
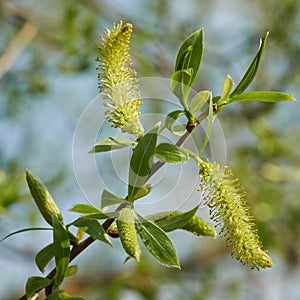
[182, 216, 216, 237]
[116, 207, 141, 261]
[25, 169, 63, 226]
[150, 211, 216, 237]
[97, 21, 144, 138]
[199, 161, 273, 269]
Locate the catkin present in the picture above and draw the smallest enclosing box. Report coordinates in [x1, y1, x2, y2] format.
[149, 211, 216, 237]
[117, 207, 141, 261]
[26, 169, 63, 226]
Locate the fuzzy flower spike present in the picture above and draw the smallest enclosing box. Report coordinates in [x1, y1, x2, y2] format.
[97, 21, 144, 138]
[199, 160, 273, 270]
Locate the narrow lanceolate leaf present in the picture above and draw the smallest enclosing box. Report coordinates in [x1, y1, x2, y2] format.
[128, 125, 159, 201]
[190, 90, 210, 115]
[175, 28, 204, 88]
[52, 215, 70, 287]
[164, 110, 186, 136]
[35, 243, 54, 273]
[230, 91, 296, 103]
[147, 206, 199, 232]
[156, 143, 189, 164]
[26, 276, 53, 300]
[69, 204, 105, 215]
[136, 215, 180, 269]
[170, 28, 204, 110]
[116, 207, 141, 261]
[231, 32, 269, 96]
[0, 227, 52, 242]
[101, 189, 128, 209]
[26, 169, 63, 226]
[45, 288, 85, 300]
[71, 217, 112, 246]
[89, 137, 136, 153]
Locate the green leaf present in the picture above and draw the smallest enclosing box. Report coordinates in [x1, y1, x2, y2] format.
[164, 110, 186, 136]
[69, 203, 104, 214]
[231, 32, 269, 96]
[156, 143, 189, 164]
[131, 184, 151, 201]
[1, 227, 52, 242]
[170, 69, 193, 110]
[175, 28, 204, 88]
[199, 94, 214, 154]
[52, 215, 70, 287]
[65, 265, 78, 277]
[35, 243, 54, 273]
[71, 217, 112, 246]
[89, 137, 135, 153]
[217, 75, 234, 106]
[101, 189, 128, 209]
[26, 276, 53, 300]
[128, 125, 159, 201]
[170, 28, 204, 110]
[136, 215, 180, 269]
[147, 206, 199, 232]
[78, 212, 116, 219]
[45, 288, 85, 300]
[230, 91, 296, 103]
[190, 90, 210, 115]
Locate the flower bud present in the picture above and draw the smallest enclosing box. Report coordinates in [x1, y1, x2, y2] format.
[25, 169, 62, 226]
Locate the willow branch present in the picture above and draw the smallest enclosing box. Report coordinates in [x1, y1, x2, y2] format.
[18, 108, 210, 299]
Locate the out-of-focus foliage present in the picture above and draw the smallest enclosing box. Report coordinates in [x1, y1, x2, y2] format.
[1, 0, 299, 299]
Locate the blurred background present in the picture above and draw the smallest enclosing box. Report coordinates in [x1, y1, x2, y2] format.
[0, 0, 300, 299]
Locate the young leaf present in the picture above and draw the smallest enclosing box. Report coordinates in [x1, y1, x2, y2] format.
[164, 110, 186, 136]
[190, 90, 210, 115]
[217, 75, 234, 106]
[136, 215, 180, 269]
[65, 265, 78, 277]
[147, 205, 199, 232]
[101, 189, 128, 209]
[69, 204, 104, 215]
[230, 91, 296, 103]
[89, 137, 135, 153]
[231, 32, 269, 96]
[131, 184, 151, 201]
[170, 69, 193, 110]
[35, 243, 54, 273]
[175, 28, 204, 88]
[155, 143, 189, 164]
[128, 125, 159, 201]
[199, 94, 214, 154]
[26, 276, 53, 300]
[71, 217, 112, 246]
[45, 288, 85, 300]
[52, 215, 70, 287]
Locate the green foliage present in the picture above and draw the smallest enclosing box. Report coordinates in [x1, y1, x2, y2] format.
[128, 124, 159, 201]
[1, 20, 296, 299]
[136, 215, 180, 268]
[90, 137, 136, 153]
